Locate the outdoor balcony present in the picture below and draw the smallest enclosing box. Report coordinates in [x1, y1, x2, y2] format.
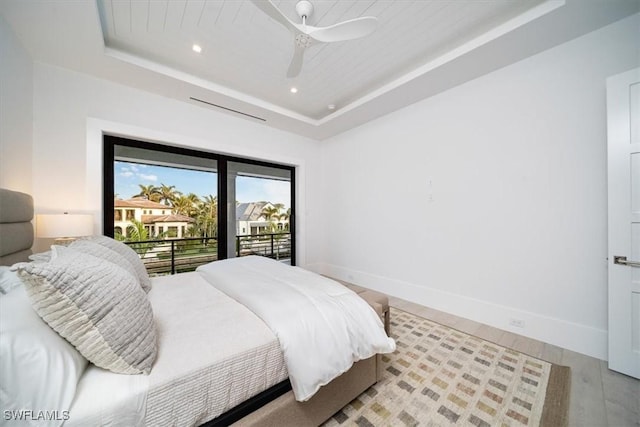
[124, 232, 291, 275]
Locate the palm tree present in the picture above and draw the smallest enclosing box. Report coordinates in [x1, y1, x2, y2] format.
[135, 184, 160, 202]
[185, 193, 201, 217]
[158, 184, 181, 206]
[261, 205, 279, 233]
[196, 195, 217, 239]
[280, 207, 291, 231]
[260, 205, 279, 221]
[172, 195, 196, 217]
[115, 219, 164, 257]
[201, 194, 217, 217]
[185, 225, 200, 238]
[185, 193, 201, 204]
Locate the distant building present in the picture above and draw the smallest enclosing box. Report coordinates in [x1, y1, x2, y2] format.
[235, 201, 288, 235]
[114, 197, 195, 239]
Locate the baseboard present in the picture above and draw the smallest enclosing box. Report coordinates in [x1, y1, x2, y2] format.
[318, 263, 608, 361]
[302, 262, 325, 275]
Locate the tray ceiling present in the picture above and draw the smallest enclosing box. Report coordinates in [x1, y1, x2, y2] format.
[1, 0, 638, 139]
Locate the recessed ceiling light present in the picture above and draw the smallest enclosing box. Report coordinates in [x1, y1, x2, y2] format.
[192, 44, 202, 53]
[327, 104, 336, 110]
[290, 87, 298, 94]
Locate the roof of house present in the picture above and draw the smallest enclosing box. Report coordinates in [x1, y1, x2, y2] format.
[115, 197, 171, 209]
[236, 201, 272, 221]
[141, 214, 195, 224]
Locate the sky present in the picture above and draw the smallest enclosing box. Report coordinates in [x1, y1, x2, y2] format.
[115, 161, 291, 207]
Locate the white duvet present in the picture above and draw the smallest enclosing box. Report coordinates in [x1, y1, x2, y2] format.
[197, 256, 396, 402]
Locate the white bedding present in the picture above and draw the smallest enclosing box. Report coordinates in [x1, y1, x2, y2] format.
[65, 272, 287, 427]
[64, 366, 148, 427]
[196, 256, 396, 402]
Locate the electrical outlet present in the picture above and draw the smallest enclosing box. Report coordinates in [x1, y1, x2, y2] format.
[509, 318, 525, 328]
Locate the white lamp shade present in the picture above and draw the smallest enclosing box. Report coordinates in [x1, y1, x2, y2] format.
[36, 214, 94, 238]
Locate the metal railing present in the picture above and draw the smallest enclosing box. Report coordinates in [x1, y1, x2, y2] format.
[124, 232, 291, 275]
[236, 233, 291, 260]
[124, 237, 218, 276]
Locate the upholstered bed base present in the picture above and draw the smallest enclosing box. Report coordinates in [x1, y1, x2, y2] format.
[232, 355, 381, 427]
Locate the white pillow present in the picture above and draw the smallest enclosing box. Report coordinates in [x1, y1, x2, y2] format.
[0, 286, 88, 426]
[0, 266, 22, 294]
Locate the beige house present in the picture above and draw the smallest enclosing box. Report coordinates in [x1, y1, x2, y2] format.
[114, 197, 195, 239]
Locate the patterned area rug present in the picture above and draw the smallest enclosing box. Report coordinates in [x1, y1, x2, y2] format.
[323, 308, 570, 427]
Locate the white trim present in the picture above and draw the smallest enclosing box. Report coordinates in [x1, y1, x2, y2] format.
[320, 262, 608, 360]
[317, 0, 566, 125]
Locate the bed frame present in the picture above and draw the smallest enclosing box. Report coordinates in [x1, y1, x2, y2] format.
[205, 348, 381, 426]
[0, 187, 382, 426]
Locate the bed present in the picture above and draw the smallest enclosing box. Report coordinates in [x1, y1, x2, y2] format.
[0, 187, 394, 427]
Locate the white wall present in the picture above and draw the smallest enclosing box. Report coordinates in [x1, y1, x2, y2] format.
[319, 14, 640, 360]
[29, 63, 324, 266]
[0, 15, 33, 193]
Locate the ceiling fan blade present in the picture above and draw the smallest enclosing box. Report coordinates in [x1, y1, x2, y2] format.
[309, 16, 378, 43]
[250, 0, 297, 33]
[286, 43, 305, 78]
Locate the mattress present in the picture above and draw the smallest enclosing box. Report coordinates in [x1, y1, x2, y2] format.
[65, 271, 288, 427]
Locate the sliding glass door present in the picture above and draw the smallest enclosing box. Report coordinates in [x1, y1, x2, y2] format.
[103, 136, 295, 274]
[227, 161, 293, 264]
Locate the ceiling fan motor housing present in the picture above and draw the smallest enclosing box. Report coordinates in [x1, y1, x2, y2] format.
[295, 33, 312, 48]
[295, 1, 314, 20]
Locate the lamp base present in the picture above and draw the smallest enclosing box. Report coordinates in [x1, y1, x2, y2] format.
[53, 237, 77, 246]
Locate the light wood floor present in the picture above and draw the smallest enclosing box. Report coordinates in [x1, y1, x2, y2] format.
[388, 295, 639, 427]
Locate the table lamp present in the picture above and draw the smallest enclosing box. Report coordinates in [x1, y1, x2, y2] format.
[36, 213, 93, 245]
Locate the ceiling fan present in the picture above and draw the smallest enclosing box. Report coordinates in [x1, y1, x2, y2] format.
[250, 0, 379, 78]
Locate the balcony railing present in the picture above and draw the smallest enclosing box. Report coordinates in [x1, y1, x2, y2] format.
[236, 233, 291, 260]
[124, 232, 291, 275]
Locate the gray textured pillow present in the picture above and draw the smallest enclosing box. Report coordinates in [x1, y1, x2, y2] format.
[14, 245, 157, 375]
[69, 239, 141, 289]
[84, 235, 152, 292]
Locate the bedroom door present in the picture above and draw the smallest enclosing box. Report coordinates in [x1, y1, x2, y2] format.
[607, 67, 640, 379]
